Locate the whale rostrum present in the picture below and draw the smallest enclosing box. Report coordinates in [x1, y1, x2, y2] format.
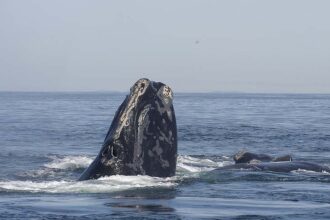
[79, 78, 177, 180]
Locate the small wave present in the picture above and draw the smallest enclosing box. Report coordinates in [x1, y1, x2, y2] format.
[291, 169, 330, 175]
[0, 175, 177, 193]
[44, 155, 93, 170]
[16, 155, 94, 179]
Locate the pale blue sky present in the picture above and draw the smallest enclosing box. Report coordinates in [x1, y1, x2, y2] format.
[0, 0, 329, 93]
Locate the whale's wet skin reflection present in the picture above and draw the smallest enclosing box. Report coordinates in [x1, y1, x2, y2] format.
[1, 85, 330, 219]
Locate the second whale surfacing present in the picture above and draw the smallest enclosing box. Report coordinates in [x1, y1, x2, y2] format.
[227, 150, 330, 173]
[215, 161, 330, 173]
[79, 78, 177, 180]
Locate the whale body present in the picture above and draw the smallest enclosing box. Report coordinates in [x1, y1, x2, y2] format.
[79, 78, 177, 180]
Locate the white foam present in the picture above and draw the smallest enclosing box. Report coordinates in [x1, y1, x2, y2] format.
[44, 156, 93, 170]
[0, 175, 177, 193]
[177, 155, 232, 173]
[322, 170, 330, 175]
[2, 155, 230, 193]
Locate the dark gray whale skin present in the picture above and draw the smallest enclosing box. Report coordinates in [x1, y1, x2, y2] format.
[233, 151, 292, 164]
[230, 151, 328, 173]
[213, 161, 330, 173]
[79, 78, 177, 180]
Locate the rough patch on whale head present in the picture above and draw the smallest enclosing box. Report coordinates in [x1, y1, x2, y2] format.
[234, 151, 271, 164]
[79, 78, 177, 180]
[234, 150, 292, 164]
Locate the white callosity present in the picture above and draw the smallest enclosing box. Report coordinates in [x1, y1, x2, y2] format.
[156, 85, 174, 122]
[115, 79, 150, 139]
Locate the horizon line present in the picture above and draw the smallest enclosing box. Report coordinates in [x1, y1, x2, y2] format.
[0, 90, 330, 95]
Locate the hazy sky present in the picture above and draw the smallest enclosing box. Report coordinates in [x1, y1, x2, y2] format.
[0, 0, 329, 93]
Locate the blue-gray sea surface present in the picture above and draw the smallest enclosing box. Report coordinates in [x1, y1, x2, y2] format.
[0, 92, 330, 219]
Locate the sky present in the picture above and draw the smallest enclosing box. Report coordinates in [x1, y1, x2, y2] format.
[0, 0, 329, 93]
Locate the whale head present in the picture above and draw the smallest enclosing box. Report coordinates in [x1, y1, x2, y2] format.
[79, 78, 177, 180]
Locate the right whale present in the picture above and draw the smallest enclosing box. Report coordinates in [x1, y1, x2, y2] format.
[216, 150, 330, 173]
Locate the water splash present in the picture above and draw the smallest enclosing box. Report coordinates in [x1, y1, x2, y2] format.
[44, 155, 93, 170]
[0, 175, 177, 193]
[177, 155, 232, 173]
[1, 154, 225, 193]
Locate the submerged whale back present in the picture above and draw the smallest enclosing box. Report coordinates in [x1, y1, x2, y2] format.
[214, 161, 330, 173]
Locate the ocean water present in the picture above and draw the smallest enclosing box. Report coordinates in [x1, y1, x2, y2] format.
[0, 92, 330, 219]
